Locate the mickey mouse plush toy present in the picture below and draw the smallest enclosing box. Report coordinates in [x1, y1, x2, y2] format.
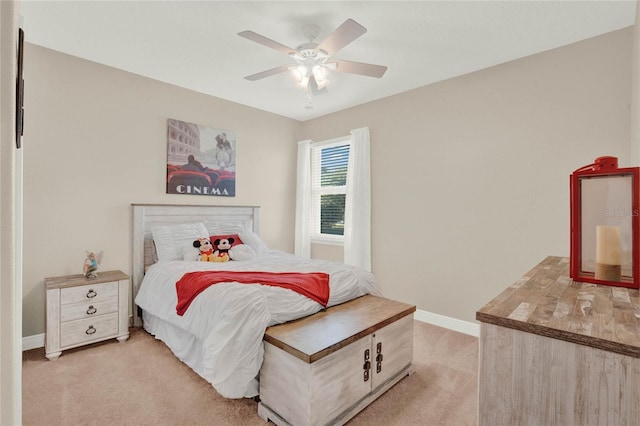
[212, 237, 234, 262]
[193, 238, 215, 262]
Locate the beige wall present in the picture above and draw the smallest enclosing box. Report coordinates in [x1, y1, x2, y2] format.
[22, 44, 302, 336]
[302, 28, 633, 322]
[22, 27, 633, 336]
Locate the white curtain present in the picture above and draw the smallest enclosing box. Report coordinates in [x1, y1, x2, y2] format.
[294, 139, 312, 258]
[344, 127, 371, 271]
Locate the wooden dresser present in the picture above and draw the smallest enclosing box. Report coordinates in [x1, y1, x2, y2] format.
[258, 295, 416, 426]
[45, 270, 130, 360]
[476, 256, 640, 425]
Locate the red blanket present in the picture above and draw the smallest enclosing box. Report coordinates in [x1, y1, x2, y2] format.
[176, 271, 330, 316]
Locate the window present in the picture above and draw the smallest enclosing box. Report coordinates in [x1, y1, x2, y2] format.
[310, 138, 351, 244]
[295, 128, 370, 266]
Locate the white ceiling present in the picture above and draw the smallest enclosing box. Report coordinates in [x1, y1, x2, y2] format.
[21, 1, 637, 122]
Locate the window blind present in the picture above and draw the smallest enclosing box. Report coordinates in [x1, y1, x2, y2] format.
[311, 143, 350, 236]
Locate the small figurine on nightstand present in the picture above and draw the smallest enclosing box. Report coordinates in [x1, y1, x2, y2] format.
[83, 250, 103, 279]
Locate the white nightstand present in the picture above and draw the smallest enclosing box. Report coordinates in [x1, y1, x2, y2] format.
[45, 270, 129, 360]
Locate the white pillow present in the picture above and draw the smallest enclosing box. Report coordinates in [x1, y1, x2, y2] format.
[229, 244, 256, 261]
[204, 220, 251, 235]
[151, 222, 209, 261]
[237, 230, 269, 255]
[181, 245, 200, 262]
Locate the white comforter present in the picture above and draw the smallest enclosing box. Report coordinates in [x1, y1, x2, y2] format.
[135, 250, 381, 398]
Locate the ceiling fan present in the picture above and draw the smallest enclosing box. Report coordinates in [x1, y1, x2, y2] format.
[238, 19, 387, 95]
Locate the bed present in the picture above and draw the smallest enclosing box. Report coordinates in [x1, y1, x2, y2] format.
[131, 204, 381, 399]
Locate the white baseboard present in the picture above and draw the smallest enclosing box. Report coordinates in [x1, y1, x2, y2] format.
[23, 310, 479, 351]
[414, 309, 480, 337]
[23, 333, 44, 351]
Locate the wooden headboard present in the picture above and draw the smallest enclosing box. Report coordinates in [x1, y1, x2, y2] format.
[131, 203, 260, 326]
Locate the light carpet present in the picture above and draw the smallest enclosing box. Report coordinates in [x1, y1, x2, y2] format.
[23, 321, 478, 425]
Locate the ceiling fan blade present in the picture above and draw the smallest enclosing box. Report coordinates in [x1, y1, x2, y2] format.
[244, 65, 290, 81]
[238, 30, 296, 56]
[316, 19, 367, 56]
[332, 60, 387, 78]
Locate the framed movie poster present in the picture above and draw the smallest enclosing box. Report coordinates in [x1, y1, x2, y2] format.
[166, 119, 236, 196]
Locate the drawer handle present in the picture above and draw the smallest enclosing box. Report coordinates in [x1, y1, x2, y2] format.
[85, 325, 96, 335]
[86, 306, 97, 315]
[86, 289, 97, 299]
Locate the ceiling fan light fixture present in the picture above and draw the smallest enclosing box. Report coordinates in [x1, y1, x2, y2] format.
[288, 65, 310, 88]
[312, 65, 327, 80]
[324, 61, 338, 70]
[316, 49, 329, 60]
[289, 51, 304, 62]
[315, 77, 330, 90]
[297, 76, 310, 89]
[311, 65, 329, 89]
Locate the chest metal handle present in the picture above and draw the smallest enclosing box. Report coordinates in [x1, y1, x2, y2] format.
[363, 349, 371, 382]
[86, 305, 97, 315]
[85, 325, 96, 335]
[376, 342, 383, 373]
[86, 289, 97, 299]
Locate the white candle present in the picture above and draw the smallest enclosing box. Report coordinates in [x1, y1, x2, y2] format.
[596, 225, 621, 265]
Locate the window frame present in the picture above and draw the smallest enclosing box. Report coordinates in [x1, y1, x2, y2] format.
[309, 136, 351, 245]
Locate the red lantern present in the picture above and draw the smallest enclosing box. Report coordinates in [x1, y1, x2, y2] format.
[570, 156, 640, 288]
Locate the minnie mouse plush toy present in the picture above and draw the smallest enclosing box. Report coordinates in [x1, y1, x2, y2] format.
[193, 238, 215, 262]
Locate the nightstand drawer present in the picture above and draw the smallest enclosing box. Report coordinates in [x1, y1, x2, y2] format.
[60, 281, 117, 305]
[60, 313, 119, 348]
[60, 297, 118, 322]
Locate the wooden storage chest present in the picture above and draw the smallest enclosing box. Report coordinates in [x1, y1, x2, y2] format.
[258, 295, 416, 426]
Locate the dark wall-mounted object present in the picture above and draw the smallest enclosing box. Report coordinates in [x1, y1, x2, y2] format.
[16, 28, 24, 149]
